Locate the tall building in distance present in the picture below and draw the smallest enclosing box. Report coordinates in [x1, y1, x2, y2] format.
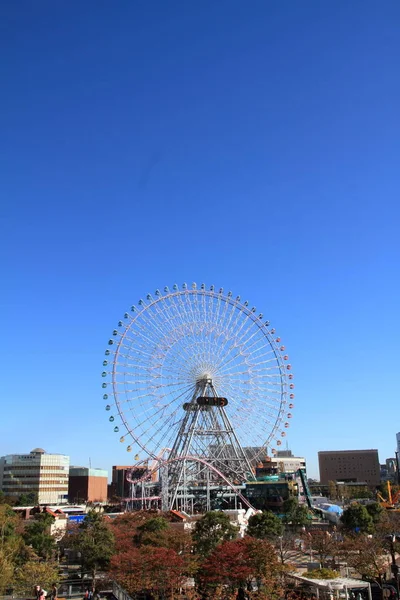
[111, 465, 133, 499]
[110, 464, 157, 499]
[396, 432, 400, 458]
[318, 449, 380, 486]
[275, 450, 306, 473]
[380, 458, 397, 483]
[68, 467, 108, 503]
[0, 448, 69, 504]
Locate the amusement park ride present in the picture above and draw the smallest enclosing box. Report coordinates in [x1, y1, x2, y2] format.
[102, 283, 295, 514]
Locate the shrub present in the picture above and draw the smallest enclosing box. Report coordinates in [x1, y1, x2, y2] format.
[305, 568, 339, 579]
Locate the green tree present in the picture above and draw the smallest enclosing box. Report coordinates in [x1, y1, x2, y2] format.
[0, 493, 17, 506]
[193, 511, 238, 557]
[14, 559, 59, 595]
[16, 492, 38, 506]
[0, 505, 20, 543]
[0, 505, 51, 594]
[134, 516, 169, 545]
[23, 512, 56, 559]
[365, 502, 384, 525]
[341, 503, 374, 534]
[247, 511, 283, 540]
[71, 510, 115, 583]
[282, 498, 310, 527]
[0, 550, 14, 594]
[0, 505, 24, 592]
[328, 481, 338, 500]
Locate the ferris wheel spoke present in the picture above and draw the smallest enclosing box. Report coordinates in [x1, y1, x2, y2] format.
[123, 403, 185, 447]
[133, 385, 195, 447]
[209, 301, 250, 363]
[219, 329, 276, 371]
[175, 292, 195, 336]
[104, 284, 293, 497]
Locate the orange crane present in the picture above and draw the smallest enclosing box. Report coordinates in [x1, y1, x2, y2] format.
[377, 481, 400, 509]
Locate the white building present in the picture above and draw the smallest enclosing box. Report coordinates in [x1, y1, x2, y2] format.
[0, 448, 69, 505]
[275, 450, 306, 473]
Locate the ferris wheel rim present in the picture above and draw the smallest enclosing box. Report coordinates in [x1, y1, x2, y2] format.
[104, 284, 294, 461]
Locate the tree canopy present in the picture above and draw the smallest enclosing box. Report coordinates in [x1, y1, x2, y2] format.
[247, 510, 283, 540]
[192, 511, 238, 557]
[341, 503, 374, 534]
[70, 510, 115, 582]
[282, 497, 310, 527]
[200, 536, 283, 600]
[15, 560, 59, 596]
[111, 545, 186, 598]
[23, 512, 56, 559]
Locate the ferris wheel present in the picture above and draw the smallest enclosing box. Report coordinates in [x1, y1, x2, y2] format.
[102, 283, 294, 509]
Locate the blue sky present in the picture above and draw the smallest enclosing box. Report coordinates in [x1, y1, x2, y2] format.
[1, 1, 399, 480]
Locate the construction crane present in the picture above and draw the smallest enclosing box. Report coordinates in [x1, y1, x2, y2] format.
[377, 481, 400, 510]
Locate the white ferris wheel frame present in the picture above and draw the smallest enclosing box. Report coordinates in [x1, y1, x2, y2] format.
[103, 283, 295, 464]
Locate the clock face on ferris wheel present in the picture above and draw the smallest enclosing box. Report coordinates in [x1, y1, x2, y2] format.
[102, 283, 294, 465]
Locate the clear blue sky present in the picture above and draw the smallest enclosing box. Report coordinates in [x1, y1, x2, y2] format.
[1, 1, 399, 480]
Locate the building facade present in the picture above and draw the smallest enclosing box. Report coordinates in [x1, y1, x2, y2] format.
[68, 467, 108, 503]
[111, 465, 133, 499]
[318, 449, 380, 486]
[380, 458, 398, 483]
[275, 450, 306, 473]
[0, 448, 69, 504]
[255, 450, 306, 477]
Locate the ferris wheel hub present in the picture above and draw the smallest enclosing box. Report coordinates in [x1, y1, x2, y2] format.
[196, 374, 213, 384]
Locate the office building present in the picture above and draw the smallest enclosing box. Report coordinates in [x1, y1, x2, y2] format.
[0, 448, 69, 504]
[318, 449, 380, 486]
[111, 464, 153, 499]
[255, 450, 306, 477]
[68, 467, 108, 503]
[275, 450, 306, 473]
[111, 465, 133, 499]
[380, 458, 397, 483]
[111, 463, 158, 499]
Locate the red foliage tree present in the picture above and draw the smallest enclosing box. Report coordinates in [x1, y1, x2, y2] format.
[111, 545, 186, 598]
[111, 511, 158, 553]
[200, 536, 283, 599]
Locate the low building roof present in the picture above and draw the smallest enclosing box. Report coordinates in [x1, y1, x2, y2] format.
[288, 573, 371, 590]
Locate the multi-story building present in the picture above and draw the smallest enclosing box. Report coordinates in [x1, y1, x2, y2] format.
[318, 449, 380, 486]
[397, 433, 400, 458]
[111, 465, 134, 499]
[255, 450, 306, 477]
[68, 467, 108, 503]
[381, 458, 398, 483]
[0, 448, 69, 504]
[110, 465, 153, 499]
[275, 450, 306, 473]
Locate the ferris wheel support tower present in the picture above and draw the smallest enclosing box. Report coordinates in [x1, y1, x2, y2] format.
[167, 375, 253, 510]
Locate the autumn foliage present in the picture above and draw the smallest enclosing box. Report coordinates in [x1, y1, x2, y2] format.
[110, 512, 195, 598]
[200, 536, 283, 600]
[111, 546, 186, 598]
